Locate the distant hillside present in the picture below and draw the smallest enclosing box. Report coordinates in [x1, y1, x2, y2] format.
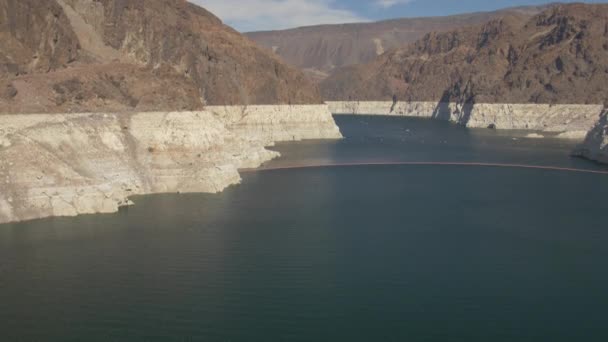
[321, 3, 608, 105]
[0, 0, 321, 114]
[245, 5, 549, 79]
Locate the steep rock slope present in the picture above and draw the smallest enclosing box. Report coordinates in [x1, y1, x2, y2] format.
[322, 4, 608, 105]
[246, 5, 547, 78]
[0, 0, 321, 113]
[0, 0, 80, 75]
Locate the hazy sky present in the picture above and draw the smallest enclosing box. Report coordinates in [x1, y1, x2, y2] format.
[192, 0, 608, 32]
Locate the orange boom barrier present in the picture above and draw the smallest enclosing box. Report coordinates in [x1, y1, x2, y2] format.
[242, 161, 608, 175]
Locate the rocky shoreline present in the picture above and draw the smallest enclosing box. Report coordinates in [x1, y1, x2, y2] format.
[328, 101, 603, 138]
[328, 101, 608, 164]
[0, 105, 342, 224]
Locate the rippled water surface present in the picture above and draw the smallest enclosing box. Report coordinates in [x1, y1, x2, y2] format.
[1, 116, 608, 341]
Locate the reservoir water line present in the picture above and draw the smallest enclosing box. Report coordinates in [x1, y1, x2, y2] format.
[241, 161, 608, 175]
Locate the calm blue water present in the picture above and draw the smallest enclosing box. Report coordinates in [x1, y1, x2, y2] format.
[1, 116, 608, 341]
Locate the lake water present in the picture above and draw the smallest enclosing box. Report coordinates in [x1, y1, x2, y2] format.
[1, 116, 608, 341]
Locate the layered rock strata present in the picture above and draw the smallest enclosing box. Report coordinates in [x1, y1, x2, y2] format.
[207, 105, 344, 145]
[0, 105, 342, 224]
[327, 101, 604, 139]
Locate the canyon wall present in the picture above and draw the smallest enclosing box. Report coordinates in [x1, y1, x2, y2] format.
[327, 101, 604, 139]
[323, 4, 608, 163]
[321, 4, 608, 106]
[0, 105, 342, 224]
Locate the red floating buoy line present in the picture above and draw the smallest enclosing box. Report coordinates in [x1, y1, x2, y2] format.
[241, 161, 608, 175]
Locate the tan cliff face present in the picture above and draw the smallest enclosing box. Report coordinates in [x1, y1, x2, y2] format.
[245, 5, 549, 80]
[321, 4, 608, 106]
[0, 0, 322, 114]
[0, 105, 342, 224]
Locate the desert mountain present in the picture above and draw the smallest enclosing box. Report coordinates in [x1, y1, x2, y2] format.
[321, 3, 608, 105]
[0, 0, 321, 113]
[245, 5, 549, 80]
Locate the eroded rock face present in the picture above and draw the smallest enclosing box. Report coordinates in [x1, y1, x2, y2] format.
[321, 4, 608, 106]
[0, 105, 342, 224]
[89, 0, 320, 105]
[0, 0, 321, 113]
[575, 110, 608, 163]
[0, 0, 80, 75]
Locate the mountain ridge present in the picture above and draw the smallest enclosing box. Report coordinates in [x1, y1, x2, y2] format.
[245, 4, 553, 79]
[0, 0, 322, 114]
[320, 3, 608, 105]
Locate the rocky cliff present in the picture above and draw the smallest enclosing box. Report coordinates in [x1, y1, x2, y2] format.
[0, 105, 342, 224]
[0, 0, 321, 113]
[322, 4, 608, 105]
[246, 5, 547, 80]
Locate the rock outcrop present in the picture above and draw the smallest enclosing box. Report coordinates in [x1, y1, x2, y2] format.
[0, 105, 342, 224]
[246, 5, 548, 79]
[0, 0, 322, 114]
[575, 110, 608, 163]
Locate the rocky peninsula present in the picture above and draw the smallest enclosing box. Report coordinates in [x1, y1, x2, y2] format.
[0, 0, 342, 223]
[0, 105, 341, 224]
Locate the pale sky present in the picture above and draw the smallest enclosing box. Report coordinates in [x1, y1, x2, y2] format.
[190, 0, 608, 32]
